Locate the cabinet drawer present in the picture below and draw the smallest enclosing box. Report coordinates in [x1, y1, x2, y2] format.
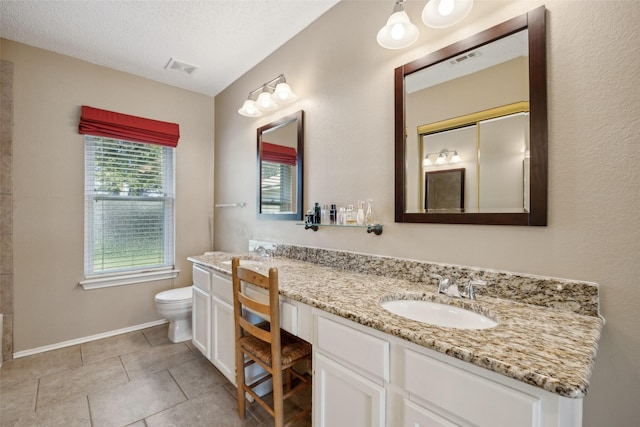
[316, 315, 389, 382]
[404, 349, 541, 427]
[211, 272, 233, 303]
[192, 265, 211, 292]
[403, 399, 458, 427]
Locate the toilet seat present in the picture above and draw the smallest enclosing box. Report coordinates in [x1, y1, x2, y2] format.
[155, 286, 193, 304]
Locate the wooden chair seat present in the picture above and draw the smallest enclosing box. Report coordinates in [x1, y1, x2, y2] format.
[239, 322, 312, 368]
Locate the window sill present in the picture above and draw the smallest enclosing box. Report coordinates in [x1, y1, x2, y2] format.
[80, 268, 180, 290]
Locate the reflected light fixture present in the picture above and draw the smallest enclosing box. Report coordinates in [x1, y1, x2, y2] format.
[423, 149, 462, 166]
[377, 0, 419, 49]
[238, 74, 297, 117]
[451, 150, 461, 163]
[422, 0, 474, 28]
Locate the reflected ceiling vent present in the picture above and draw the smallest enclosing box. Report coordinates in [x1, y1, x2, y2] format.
[448, 51, 481, 66]
[164, 58, 198, 75]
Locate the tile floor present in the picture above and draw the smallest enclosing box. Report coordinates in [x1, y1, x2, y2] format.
[0, 324, 311, 426]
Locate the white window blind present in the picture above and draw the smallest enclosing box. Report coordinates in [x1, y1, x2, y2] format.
[261, 161, 294, 213]
[84, 135, 174, 277]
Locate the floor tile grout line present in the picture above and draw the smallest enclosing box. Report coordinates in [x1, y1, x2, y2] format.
[119, 355, 132, 382]
[86, 394, 95, 427]
[167, 363, 190, 400]
[137, 369, 189, 426]
[33, 376, 41, 414]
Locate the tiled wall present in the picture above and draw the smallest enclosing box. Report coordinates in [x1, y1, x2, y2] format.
[1, 59, 14, 361]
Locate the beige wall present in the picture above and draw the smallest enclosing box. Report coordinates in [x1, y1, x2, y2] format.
[1, 39, 215, 353]
[214, 1, 640, 425]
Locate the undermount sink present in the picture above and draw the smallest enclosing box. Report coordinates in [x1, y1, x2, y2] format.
[380, 299, 498, 330]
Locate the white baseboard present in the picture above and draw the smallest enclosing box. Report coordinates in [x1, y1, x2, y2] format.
[13, 319, 169, 359]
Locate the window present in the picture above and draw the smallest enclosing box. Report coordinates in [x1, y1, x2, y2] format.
[83, 135, 175, 286]
[261, 161, 295, 213]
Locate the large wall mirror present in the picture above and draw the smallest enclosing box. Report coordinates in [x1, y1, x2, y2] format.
[257, 110, 304, 220]
[394, 7, 547, 225]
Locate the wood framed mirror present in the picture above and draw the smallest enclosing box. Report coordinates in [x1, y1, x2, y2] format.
[257, 110, 304, 220]
[394, 7, 547, 225]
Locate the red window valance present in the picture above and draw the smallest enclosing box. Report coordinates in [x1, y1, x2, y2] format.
[262, 142, 297, 166]
[78, 105, 180, 147]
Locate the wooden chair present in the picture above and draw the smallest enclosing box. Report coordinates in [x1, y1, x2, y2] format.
[231, 257, 312, 427]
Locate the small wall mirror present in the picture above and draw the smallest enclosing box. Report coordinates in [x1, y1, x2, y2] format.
[395, 7, 547, 225]
[257, 110, 304, 220]
[425, 168, 465, 212]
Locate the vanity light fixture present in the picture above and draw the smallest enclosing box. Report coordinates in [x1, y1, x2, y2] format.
[377, 0, 419, 50]
[423, 149, 461, 166]
[377, 0, 473, 49]
[238, 74, 298, 118]
[422, 0, 473, 29]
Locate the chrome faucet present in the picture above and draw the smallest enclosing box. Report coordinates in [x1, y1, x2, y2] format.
[433, 275, 486, 300]
[253, 245, 272, 263]
[460, 280, 487, 300]
[434, 274, 459, 297]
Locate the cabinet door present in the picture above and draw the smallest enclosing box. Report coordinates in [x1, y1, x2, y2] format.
[403, 399, 460, 427]
[192, 286, 211, 359]
[212, 295, 236, 384]
[314, 352, 385, 427]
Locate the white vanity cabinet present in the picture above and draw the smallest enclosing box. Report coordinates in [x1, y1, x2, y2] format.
[191, 264, 236, 383]
[192, 264, 212, 358]
[210, 274, 236, 383]
[313, 312, 583, 427]
[314, 314, 388, 427]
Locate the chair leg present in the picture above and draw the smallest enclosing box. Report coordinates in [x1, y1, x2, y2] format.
[286, 367, 292, 391]
[236, 350, 246, 419]
[273, 370, 285, 427]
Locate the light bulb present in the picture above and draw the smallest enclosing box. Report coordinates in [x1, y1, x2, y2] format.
[438, 0, 455, 16]
[435, 154, 447, 165]
[391, 23, 406, 40]
[423, 156, 432, 167]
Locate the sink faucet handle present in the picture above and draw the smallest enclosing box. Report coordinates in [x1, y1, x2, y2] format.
[464, 279, 487, 300]
[431, 274, 452, 294]
[254, 245, 267, 257]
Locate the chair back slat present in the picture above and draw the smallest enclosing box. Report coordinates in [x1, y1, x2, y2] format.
[237, 292, 271, 317]
[239, 317, 272, 343]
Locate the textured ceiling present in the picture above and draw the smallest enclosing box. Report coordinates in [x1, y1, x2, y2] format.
[0, 0, 341, 96]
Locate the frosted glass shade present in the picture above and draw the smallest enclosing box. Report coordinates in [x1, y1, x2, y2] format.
[238, 100, 262, 117]
[256, 91, 278, 111]
[272, 82, 297, 104]
[377, 10, 419, 50]
[422, 0, 473, 28]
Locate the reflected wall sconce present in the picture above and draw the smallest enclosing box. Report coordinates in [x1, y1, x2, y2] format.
[423, 149, 461, 166]
[377, 0, 474, 49]
[238, 74, 298, 118]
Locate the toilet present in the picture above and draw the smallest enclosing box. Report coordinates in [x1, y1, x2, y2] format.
[154, 286, 193, 343]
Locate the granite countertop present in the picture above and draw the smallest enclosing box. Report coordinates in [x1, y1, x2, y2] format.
[188, 251, 603, 399]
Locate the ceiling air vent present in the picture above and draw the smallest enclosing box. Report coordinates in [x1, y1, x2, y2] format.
[164, 58, 198, 75]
